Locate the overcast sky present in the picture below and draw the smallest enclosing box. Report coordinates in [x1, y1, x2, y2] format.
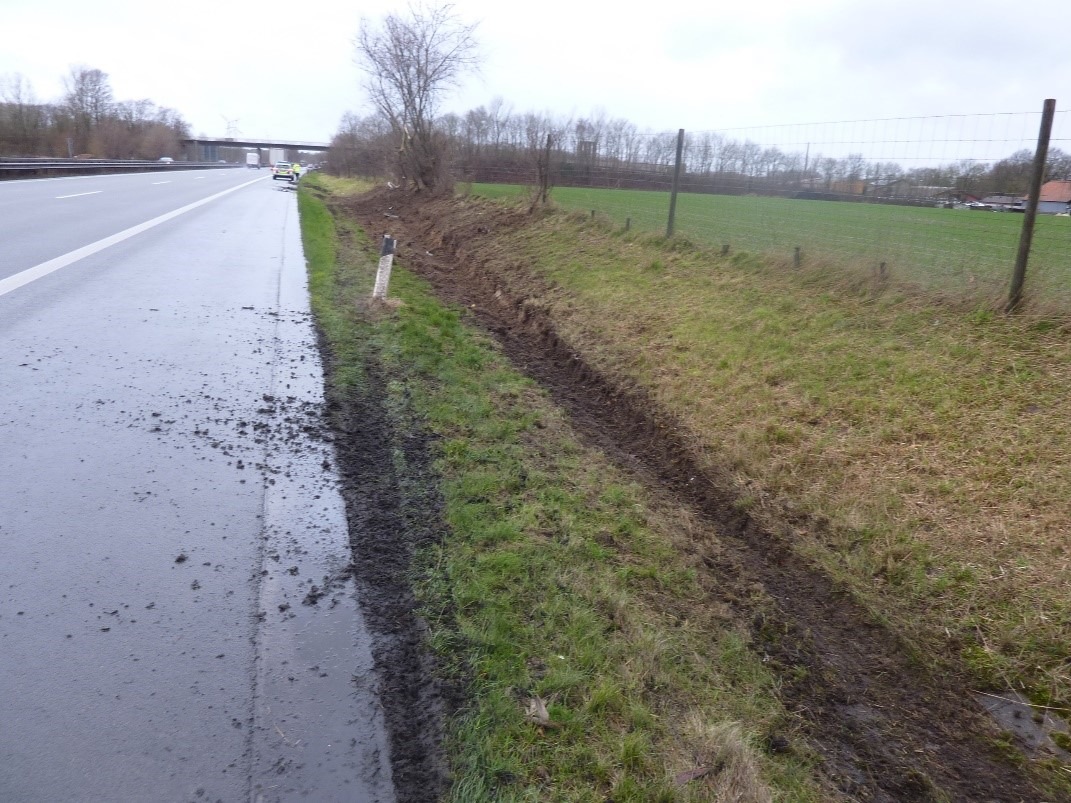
[3, 0, 1068, 160]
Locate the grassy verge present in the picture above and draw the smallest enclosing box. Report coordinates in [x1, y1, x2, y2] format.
[298, 174, 377, 389]
[298, 174, 827, 801]
[452, 192, 1071, 732]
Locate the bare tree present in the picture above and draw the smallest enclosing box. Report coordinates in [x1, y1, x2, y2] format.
[461, 105, 490, 161]
[1, 73, 44, 155]
[988, 149, 1034, 194]
[523, 112, 569, 211]
[781, 151, 806, 187]
[952, 159, 988, 197]
[487, 96, 510, 152]
[63, 65, 114, 154]
[689, 131, 719, 175]
[715, 139, 741, 174]
[328, 112, 394, 177]
[816, 156, 838, 190]
[643, 132, 679, 167]
[843, 152, 866, 183]
[1047, 148, 1071, 181]
[529, 131, 554, 212]
[354, 4, 479, 192]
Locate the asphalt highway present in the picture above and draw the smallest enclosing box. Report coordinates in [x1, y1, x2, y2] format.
[0, 170, 396, 802]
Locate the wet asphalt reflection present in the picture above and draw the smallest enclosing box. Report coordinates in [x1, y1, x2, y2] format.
[0, 177, 395, 802]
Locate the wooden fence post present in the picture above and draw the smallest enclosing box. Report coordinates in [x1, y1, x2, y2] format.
[666, 129, 685, 237]
[1007, 98, 1056, 312]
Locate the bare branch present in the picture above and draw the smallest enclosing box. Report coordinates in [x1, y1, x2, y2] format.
[354, 3, 480, 192]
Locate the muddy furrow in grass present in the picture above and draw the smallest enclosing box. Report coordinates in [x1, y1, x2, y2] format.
[337, 189, 1053, 802]
[324, 352, 452, 803]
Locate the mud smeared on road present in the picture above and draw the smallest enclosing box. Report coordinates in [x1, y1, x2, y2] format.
[329, 187, 1059, 802]
[321, 341, 454, 803]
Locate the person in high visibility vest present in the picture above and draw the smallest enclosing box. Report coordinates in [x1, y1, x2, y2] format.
[292, 162, 302, 181]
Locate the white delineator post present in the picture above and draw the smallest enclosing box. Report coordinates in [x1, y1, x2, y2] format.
[372, 235, 396, 299]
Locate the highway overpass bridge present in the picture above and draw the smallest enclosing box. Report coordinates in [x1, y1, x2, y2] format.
[181, 137, 330, 162]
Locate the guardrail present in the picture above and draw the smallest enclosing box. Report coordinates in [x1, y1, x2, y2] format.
[0, 158, 240, 181]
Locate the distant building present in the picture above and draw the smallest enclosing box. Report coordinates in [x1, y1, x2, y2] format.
[980, 193, 1026, 211]
[868, 180, 954, 201]
[830, 179, 866, 195]
[1035, 180, 1071, 214]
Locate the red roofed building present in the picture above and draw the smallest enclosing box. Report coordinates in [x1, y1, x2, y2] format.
[1037, 180, 1071, 214]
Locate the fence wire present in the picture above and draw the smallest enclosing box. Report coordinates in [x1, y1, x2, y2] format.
[465, 106, 1071, 308]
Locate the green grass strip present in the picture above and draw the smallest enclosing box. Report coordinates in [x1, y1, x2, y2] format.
[298, 177, 825, 802]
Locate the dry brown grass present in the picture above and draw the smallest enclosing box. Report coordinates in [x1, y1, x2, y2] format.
[678, 716, 774, 803]
[485, 210, 1071, 712]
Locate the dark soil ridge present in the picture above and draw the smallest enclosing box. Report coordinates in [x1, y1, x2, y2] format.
[324, 351, 451, 803]
[335, 188, 1061, 802]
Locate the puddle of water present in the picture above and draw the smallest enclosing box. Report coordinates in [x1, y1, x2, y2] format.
[975, 690, 1071, 760]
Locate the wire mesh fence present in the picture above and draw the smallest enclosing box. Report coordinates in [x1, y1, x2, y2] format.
[460, 103, 1071, 309]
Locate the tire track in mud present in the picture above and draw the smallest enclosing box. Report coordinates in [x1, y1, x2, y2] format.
[337, 188, 1054, 803]
[323, 350, 453, 803]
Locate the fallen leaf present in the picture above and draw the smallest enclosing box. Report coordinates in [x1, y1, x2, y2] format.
[673, 767, 711, 786]
[524, 696, 560, 729]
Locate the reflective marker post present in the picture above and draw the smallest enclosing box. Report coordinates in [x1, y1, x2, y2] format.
[372, 235, 396, 300]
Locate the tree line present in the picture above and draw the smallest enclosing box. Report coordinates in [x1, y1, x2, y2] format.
[330, 5, 1068, 203]
[329, 100, 1071, 202]
[0, 66, 190, 160]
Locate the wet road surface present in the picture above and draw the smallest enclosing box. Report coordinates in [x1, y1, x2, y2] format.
[0, 169, 267, 279]
[0, 175, 396, 802]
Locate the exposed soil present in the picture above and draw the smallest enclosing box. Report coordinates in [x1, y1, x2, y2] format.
[321, 340, 454, 803]
[330, 187, 1063, 803]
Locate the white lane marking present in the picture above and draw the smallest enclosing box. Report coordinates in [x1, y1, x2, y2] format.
[193, 177, 206, 180]
[0, 176, 269, 298]
[1, 174, 104, 186]
[0, 170, 215, 186]
[151, 181, 171, 185]
[56, 191, 103, 199]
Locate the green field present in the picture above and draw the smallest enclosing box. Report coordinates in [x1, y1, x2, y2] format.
[471, 184, 1071, 307]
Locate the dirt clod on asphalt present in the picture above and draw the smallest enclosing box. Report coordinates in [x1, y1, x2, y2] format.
[329, 187, 1057, 803]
